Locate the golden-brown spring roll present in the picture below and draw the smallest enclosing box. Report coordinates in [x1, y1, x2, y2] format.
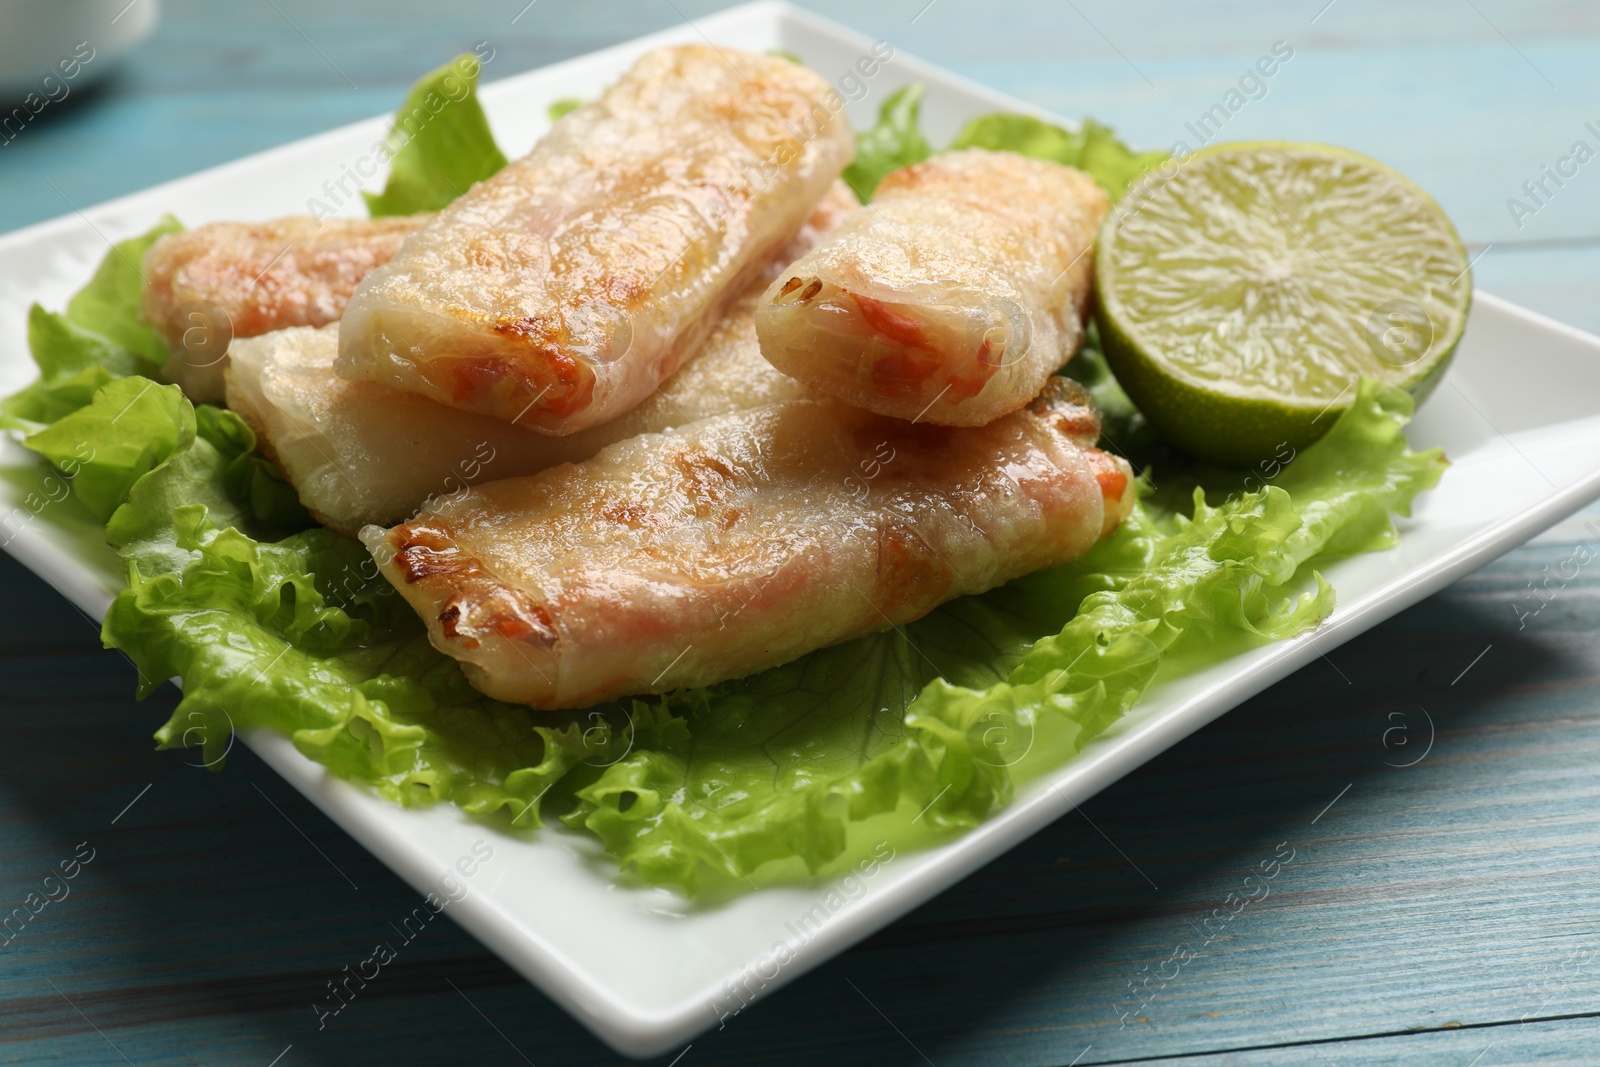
[336, 44, 854, 433]
[225, 185, 857, 533]
[364, 378, 1133, 709]
[756, 149, 1108, 426]
[141, 215, 428, 401]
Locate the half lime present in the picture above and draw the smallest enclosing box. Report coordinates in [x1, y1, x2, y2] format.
[1094, 141, 1471, 466]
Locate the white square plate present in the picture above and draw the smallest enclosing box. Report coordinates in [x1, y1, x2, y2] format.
[4, 2, 1600, 1057]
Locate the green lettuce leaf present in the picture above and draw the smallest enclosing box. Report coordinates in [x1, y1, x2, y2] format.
[104, 471, 619, 825]
[106, 507, 608, 823]
[22, 377, 194, 523]
[843, 86, 1165, 204]
[364, 53, 508, 217]
[842, 84, 933, 202]
[2, 218, 182, 430]
[105, 399, 312, 562]
[546, 97, 583, 122]
[950, 113, 1168, 199]
[64, 214, 182, 363]
[2, 306, 136, 429]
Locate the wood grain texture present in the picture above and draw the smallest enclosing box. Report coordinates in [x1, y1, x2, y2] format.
[0, 2, 1598, 1065]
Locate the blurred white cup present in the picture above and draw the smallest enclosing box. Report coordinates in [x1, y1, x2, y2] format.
[0, 0, 160, 104]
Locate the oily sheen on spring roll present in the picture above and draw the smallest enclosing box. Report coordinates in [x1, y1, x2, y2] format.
[336, 44, 854, 434]
[141, 215, 429, 402]
[364, 378, 1134, 709]
[756, 148, 1108, 426]
[224, 184, 856, 533]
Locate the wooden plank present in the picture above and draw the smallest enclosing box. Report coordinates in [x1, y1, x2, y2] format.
[1129, 1016, 1600, 1067]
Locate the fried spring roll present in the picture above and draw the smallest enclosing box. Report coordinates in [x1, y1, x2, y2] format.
[141, 215, 429, 402]
[364, 378, 1133, 709]
[336, 44, 854, 433]
[224, 184, 856, 533]
[756, 148, 1109, 426]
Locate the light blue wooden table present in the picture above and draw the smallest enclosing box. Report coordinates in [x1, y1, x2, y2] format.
[2, 2, 1598, 1064]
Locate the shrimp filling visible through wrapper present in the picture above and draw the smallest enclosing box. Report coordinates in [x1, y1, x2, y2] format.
[364, 377, 1133, 710]
[757, 148, 1109, 427]
[336, 44, 855, 434]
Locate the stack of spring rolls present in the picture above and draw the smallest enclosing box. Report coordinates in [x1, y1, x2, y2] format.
[141, 45, 1133, 710]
